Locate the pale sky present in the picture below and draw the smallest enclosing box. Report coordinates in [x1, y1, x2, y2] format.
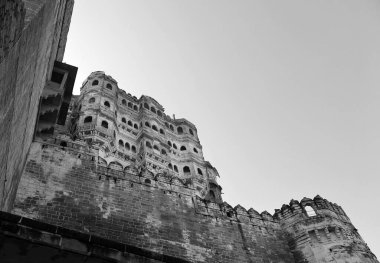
[64, 0, 380, 256]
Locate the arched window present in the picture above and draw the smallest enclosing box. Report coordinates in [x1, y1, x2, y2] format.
[122, 99, 126, 105]
[92, 80, 98, 86]
[106, 83, 112, 90]
[189, 129, 194, 136]
[159, 129, 165, 135]
[119, 140, 124, 146]
[170, 125, 174, 131]
[152, 125, 158, 131]
[157, 110, 162, 117]
[180, 146, 186, 151]
[133, 124, 138, 129]
[144, 103, 149, 109]
[127, 120, 132, 126]
[177, 126, 183, 134]
[131, 145, 136, 153]
[127, 102, 132, 108]
[305, 206, 317, 217]
[173, 143, 177, 149]
[183, 166, 190, 174]
[125, 142, 130, 150]
[153, 145, 159, 151]
[101, 121, 108, 129]
[150, 107, 156, 113]
[84, 116, 92, 123]
[193, 148, 198, 153]
[145, 141, 152, 148]
[104, 101, 110, 108]
[167, 141, 172, 147]
[145, 122, 150, 127]
[168, 163, 173, 170]
[89, 97, 95, 103]
[133, 105, 138, 111]
[161, 149, 166, 155]
[174, 165, 178, 173]
[165, 122, 169, 128]
[121, 117, 126, 123]
[197, 168, 203, 175]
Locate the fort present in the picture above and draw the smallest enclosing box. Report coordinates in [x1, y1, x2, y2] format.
[0, 1, 378, 262]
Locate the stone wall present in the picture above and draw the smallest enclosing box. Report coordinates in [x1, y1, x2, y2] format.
[12, 141, 295, 263]
[0, 0, 74, 211]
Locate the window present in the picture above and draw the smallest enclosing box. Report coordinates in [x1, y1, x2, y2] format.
[128, 102, 132, 108]
[104, 101, 110, 108]
[165, 123, 169, 128]
[101, 121, 108, 129]
[145, 122, 150, 127]
[161, 149, 166, 155]
[145, 141, 152, 148]
[157, 110, 162, 117]
[144, 103, 149, 109]
[84, 116, 92, 123]
[173, 144, 177, 149]
[159, 129, 165, 135]
[193, 148, 198, 153]
[177, 126, 183, 134]
[189, 129, 194, 136]
[119, 140, 124, 146]
[151, 107, 156, 113]
[133, 124, 138, 129]
[180, 146, 186, 151]
[168, 163, 173, 170]
[183, 166, 190, 174]
[197, 168, 203, 175]
[174, 165, 178, 173]
[122, 99, 126, 105]
[128, 120, 132, 126]
[170, 125, 174, 131]
[153, 145, 159, 151]
[168, 141, 172, 147]
[131, 145, 136, 153]
[125, 142, 130, 150]
[152, 125, 158, 131]
[305, 206, 316, 217]
[133, 105, 138, 111]
[92, 80, 99, 86]
[89, 97, 95, 103]
[106, 83, 112, 90]
[121, 117, 126, 123]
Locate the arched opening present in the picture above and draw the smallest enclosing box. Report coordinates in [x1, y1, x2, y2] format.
[122, 99, 126, 105]
[177, 126, 183, 134]
[106, 83, 112, 90]
[167, 141, 172, 147]
[84, 116, 92, 123]
[159, 129, 165, 135]
[150, 107, 156, 113]
[157, 110, 162, 117]
[145, 122, 150, 127]
[92, 80, 98, 86]
[101, 121, 108, 129]
[145, 141, 152, 148]
[127, 120, 132, 126]
[170, 125, 174, 131]
[152, 125, 158, 131]
[121, 117, 126, 123]
[183, 166, 190, 174]
[127, 102, 132, 108]
[173, 144, 177, 149]
[174, 165, 178, 173]
[89, 97, 95, 103]
[161, 149, 166, 155]
[104, 101, 110, 108]
[305, 206, 317, 217]
[125, 142, 130, 150]
[133, 124, 138, 129]
[197, 168, 203, 175]
[193, 148, 198, 153]
[144, 103, 149, 109]
[180, 146, 186, 151]
[153, 145, 159, 151]
[133, 105, 138, 111]
[118, 140, 124, 146]
[165, 122, 169, 128]
[168, 163, 173, 170]
[189, 129, 194, 136]
[131, 145, 136, 153]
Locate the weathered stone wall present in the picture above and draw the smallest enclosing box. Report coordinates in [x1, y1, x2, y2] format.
[0, 0, 74, 211]
[13, 142, 294, 263]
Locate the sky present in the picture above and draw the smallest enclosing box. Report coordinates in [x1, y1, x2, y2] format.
[63, 0, 380, 257]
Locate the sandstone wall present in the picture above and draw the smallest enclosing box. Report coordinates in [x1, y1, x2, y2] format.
[0, 0, 74, 211]
[13, 141, 295, 263]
